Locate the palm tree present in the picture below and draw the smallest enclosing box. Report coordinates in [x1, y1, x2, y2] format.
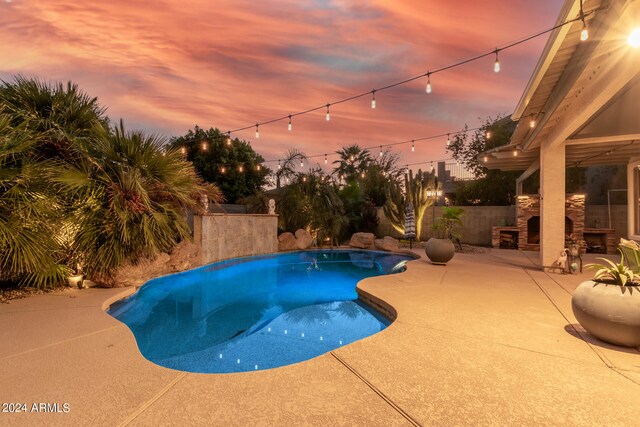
[59, 121, 222, 278]
[274, 149, 306, 188]
[278, 168, 346, 245]
[332, 144, 372, 183]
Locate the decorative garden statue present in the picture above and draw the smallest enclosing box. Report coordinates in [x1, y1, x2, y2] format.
[268, 199, 276, 215]
[200, 194, 209, 213]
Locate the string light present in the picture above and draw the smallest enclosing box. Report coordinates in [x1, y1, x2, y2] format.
[277, 160, 281, 169]
[256, 164, 261, 171]
[350, 154, 354, 162]
[379, 146, 383, 157]
[180, 146, 187, 154]
[446, 134, 451, 147]
[430, 161, 435, 173]
[411, 140, 415, 152]
[238, 165, 244, 173]
[288, 115, 292, 131]
[221, 166, 226, 173]
[221, 13, 594, 141]
[325, 104, 330, 121]
[300, 159, 304, 168]
[529, 119, 536, 128]
[255, 124, 260, 139]
[580, 0, 588, 41]
[201, 141, 208, 151]
[324, 154, 328, 165]
[302, 176, 307, 182]
[371, 90, 376, 109]
[226, 131, 232, 146]
[486, 131, 492, 139]
[513, 148, 519, 157]
[361, 171, 365, 178]
[493, 50, 501, 73]
[483, 155, 489, 163]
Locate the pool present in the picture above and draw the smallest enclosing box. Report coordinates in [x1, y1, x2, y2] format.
[108, 250, 413, 373]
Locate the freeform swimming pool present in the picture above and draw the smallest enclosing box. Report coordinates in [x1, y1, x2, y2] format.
[108, 250, 413, 373]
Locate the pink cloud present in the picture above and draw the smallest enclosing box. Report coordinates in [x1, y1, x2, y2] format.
[0, 0, 562, 167]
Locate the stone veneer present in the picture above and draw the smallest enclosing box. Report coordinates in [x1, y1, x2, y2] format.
[193, 214, 278, 265]
[516, 194, 585, 251]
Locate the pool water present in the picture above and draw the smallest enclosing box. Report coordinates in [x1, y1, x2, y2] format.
[108, 250, 412, 373]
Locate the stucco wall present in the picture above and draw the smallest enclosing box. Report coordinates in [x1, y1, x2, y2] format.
[194, 214, 278, 265]
[377, 204, 627, 246]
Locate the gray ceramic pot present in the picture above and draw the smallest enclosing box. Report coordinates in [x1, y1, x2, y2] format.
[425, 238, 455, 265]
[571, 280, 640, 347]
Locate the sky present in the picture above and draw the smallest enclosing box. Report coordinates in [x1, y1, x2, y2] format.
[0, 0, 564, 168]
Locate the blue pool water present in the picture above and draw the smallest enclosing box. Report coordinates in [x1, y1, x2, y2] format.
[108, 250, 412, 373]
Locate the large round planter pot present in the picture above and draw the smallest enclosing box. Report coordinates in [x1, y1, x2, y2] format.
[571, 280, 640, 347]
[425, 238, 455, 265]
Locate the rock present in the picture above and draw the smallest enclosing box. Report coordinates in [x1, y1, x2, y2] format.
[294, 229, 313, 249]
[278, 232, 298, 251]
[374, 236, 400, 252]
[349, 232, 375, 249]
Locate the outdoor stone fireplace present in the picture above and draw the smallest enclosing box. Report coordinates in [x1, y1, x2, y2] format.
[516, 194, 585, 251]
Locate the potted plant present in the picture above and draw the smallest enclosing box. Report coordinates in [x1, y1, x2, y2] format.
[425, 206, 464, 265]
[571, 256, 640, 347]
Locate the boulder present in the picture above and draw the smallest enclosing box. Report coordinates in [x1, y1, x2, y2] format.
[349, 232, 375, 249]
[374, 236, 400, 252]
[278, 232, 298, 251]
[294, 229, 313, 249]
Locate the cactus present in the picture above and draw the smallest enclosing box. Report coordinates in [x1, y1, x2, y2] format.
[383, 169, 438, 239]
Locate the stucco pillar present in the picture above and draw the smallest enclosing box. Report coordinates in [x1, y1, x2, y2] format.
[540, 140, 565, 270]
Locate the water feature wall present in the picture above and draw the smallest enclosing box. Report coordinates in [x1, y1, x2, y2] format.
[194, 214, 278, 264]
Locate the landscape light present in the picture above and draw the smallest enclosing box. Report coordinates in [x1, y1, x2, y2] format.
[238, 165, 244, 173]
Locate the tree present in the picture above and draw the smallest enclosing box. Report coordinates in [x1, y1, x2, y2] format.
[332, 144, 372, 182]
[61, 121, 221, 278]
[169, 127, 269, 203]
[383, 169, 438, 239]
[447, 117, 521, 205]
[277, 168, 346, 245]
[273, 149, 306, 189]
[359, 149, 403, 206]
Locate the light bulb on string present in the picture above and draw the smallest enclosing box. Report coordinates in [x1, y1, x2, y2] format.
[430, 161, 434, 173]
[256, 164, 261, 171]
[201, 141, 208, 151]
[238, 165, 244, 173]
[529, 119, 536, 128]
[226, 132, 232, 146]
[371, 90, 376, 109]
[277, 160, 281, 170]
[361, 171, 365, 178]
[324, 154, 328, 165]
[180, 147, 187, 155]
[325, 104, 330, 121]
[579, 1, 588, 41]
[300, 159, 304, 168]
[302, 176, 307, 182]
[483, 156, 489, 163]
[446, 134, 451, 147]
[255, 124, 260, 139]
[493, 49, 501, 73]
[426, 73, 432, 94]
[486, 131, 492, 139]
[411, 140, 415, 152]
[221, 166, 226, 174]
[288, 115, 292, 131]
[379, 146, 383, 157]
[350, 154, 354, 162]
[513, 148, 519, 157]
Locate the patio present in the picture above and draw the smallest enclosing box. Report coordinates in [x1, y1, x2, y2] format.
[1, 249, 638, 426]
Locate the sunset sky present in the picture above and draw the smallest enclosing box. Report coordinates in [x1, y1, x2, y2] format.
[0, 0, 563, 168]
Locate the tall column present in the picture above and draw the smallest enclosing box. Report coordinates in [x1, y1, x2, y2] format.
[540, 139, 565, 270]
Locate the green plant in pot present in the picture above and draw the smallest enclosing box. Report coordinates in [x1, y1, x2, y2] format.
[425, 206, 464, 265]
[571, 256, 640, 347]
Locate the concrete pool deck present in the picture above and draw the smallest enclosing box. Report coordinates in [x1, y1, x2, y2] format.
[1, 249, 639, 426]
